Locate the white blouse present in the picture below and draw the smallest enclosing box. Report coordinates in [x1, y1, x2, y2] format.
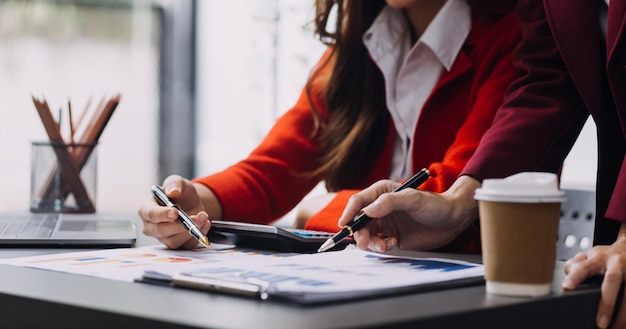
[362, 0, 470, 181]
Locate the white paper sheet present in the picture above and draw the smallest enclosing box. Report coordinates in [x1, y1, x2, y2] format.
[0, 244, 484, 303]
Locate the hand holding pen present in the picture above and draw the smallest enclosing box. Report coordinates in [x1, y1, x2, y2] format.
[151, 185, 210, 248]
[318, 168, 431, 253]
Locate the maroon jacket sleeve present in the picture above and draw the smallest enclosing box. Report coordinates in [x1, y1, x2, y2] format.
[462, 0, 589, 181]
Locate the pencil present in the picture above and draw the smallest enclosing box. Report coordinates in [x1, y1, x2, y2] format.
[31, 96, 94, 212]
[68, 100, 75, 144]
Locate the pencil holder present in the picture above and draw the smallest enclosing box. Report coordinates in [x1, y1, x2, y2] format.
[30, 141, 97, 213]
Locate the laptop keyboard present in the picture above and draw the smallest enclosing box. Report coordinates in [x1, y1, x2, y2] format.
[0, 213, 58, 238]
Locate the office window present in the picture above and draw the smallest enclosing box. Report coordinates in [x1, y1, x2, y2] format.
[0, 0, 162, 213]
[561, 118, 598, 190]
[196, 1, 326, 226]
[196, 1, 325, 173]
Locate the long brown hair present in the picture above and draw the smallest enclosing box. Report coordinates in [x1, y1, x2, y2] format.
[304, 0, 516, 191]
[306, 0, 389, 191]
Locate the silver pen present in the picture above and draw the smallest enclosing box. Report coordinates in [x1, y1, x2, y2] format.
[151, 185, 210, 248]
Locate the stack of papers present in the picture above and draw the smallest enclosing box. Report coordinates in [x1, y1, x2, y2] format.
[0, 245, 484, 304]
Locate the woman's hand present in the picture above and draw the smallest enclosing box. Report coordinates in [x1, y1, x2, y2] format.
[138, 175, 219, 249]
[563, 223, 626, 329]
[337, 175, 481, 253]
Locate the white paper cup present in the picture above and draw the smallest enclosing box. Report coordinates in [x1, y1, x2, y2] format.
[475, 172, 566, 297]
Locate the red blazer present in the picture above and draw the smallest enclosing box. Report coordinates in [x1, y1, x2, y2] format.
[194, 10, 521, 253]
[463, 0, 626, 246]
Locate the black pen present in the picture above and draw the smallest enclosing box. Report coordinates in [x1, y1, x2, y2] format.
[317, 168, 431, 253]
[151, 185, 210, 248]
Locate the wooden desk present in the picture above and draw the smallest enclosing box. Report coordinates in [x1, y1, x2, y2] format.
[0, 236, 600, 329]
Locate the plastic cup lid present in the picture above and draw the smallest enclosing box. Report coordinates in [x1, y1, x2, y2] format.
[474, 172, 566, 203]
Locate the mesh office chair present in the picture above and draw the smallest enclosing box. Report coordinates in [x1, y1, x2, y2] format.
[557, 188, 596, 261]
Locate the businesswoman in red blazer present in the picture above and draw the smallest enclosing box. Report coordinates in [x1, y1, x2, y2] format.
[139, 0, 520, 253]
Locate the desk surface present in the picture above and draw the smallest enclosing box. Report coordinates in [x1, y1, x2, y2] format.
[0, 233, 601, 329]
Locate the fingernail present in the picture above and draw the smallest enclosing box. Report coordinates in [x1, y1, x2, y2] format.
[201, 218, 211, 230]
[385, 238, 397, 250]
[598, 314, 609, 328]
[167, 209, 178, 219]
[561, 278, 573, 289]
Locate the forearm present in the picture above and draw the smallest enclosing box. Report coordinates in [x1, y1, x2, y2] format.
[463, 0, 588, 181]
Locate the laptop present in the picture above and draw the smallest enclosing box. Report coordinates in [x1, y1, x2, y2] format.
[0, 211, 137, 247]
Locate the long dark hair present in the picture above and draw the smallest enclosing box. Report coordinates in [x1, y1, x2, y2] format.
[306, 0, 389, 191]
[304, 0, 516, 191]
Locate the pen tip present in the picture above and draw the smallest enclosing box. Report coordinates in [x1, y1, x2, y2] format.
[317, 239, 335, 253]
[199, 236, 210, 248]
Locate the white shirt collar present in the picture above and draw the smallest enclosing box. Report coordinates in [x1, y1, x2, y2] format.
[363, 0, 471, 72]
[421, 0, 471, 71]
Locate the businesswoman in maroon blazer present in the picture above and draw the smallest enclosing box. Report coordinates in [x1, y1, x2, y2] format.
[339, 0, 626, 327]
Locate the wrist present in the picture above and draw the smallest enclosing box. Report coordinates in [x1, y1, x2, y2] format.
[615, 222, 626, 245]
[193, 182, 223, 219]
[443, 175, 481, 227]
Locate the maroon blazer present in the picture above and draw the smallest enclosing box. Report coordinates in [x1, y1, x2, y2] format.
[463, 0, 626, 245]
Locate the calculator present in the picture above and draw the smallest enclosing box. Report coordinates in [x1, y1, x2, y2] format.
[208, 220, 353, 253]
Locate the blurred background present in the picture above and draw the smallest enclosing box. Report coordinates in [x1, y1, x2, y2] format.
[0, 0, 596, 227]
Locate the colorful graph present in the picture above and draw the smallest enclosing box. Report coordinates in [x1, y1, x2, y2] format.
[121, 253, 158, 258]
[153, 257, 193, 263]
